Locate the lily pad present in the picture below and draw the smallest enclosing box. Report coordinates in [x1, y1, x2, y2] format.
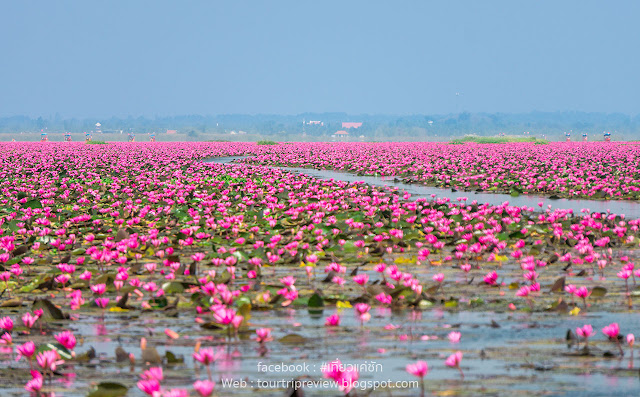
[87, 382, 128, 397]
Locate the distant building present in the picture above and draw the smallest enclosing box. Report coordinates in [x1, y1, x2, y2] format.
[95, 123, 102, 134]
[307, 120, 324, 126]
[166, 129, 177, 134]
[342, 122, 362, 129]
[332, 130, 349, 140]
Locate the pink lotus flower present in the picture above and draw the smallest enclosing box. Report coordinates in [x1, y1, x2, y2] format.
[483, 271, 498, 285]
[603, 322, 624, 355]
[95, 297, 110, 308]
[280, 276, 296, 288]
[137, 379, 161, 396]
[354, 303, 371, 323]
[0, 316, 13, 332]
[255, 328, 272, 343]
[375, 292, 392, 305]
[213, 308, 236, 325]
[352, 274, 369, 285]
[445, 351, 464, 378]
[141, 367, 164, 381]
[193, 380, 215, 397]
[602, 322, 620, 339]
[24, 371, 43, 393]
[322, 359, 359, 395]
[22, 312, 39, 329]
[406, 360, 428, 378]
[54, 330, 77, 350]
[193, 347, 219, 366]
[90, 283, 107, 295]
[325, 314, 341, 326]
[17, 341, 36, 361]
[36, 350, 64, 372]
[576, 324, 594, 339]
[447, 331, 461, 343]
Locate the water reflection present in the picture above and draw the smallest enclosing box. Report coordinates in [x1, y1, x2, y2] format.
[204, 157, 640, 218]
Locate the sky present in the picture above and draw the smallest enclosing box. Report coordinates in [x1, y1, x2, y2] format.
[1, 1, 639, 118]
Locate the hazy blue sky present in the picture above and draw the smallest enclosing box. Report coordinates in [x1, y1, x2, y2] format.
[1, 1, 639, 117]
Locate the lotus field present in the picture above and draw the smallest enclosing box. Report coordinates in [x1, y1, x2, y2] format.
[2, 141, 640, 396]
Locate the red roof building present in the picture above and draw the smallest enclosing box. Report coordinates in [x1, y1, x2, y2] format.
[342, 122, 362, 129]
[166, 129, 177, 134]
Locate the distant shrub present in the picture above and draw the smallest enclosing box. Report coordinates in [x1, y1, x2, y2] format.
[450, 135, 548, 144]
[257, 140, 278, 145]
[86, 140, 109, 145]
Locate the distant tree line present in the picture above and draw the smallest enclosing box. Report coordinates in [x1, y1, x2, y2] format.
[1, 111, 640, 140]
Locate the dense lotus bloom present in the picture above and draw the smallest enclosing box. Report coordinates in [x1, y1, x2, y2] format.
[193, 380, 215, 397]
[255, 328, 272, 343]
[54, 330, 77, 350]
[325, 314, 341, 326]
[0, 316, 13, 332]
[432, 273, 444, 283]
[406, 360, 429, 378]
